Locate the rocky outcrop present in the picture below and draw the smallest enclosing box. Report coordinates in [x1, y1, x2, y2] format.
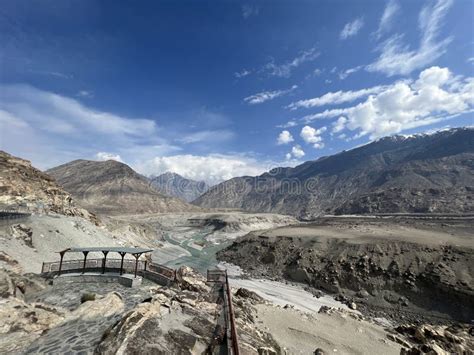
[195, 128, 474, 218]
[47, 159, 201, 215]
[0, 151, 99, 224]
[396, 324, 473, 354]
[96, 266, 279, 354]
[218, 232, 474, 323]
[150, 172, 209, 202]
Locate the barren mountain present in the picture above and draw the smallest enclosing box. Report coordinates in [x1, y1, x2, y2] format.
[47, 160, 200, 215]
[0, 151, 98, 223]
[194, 127, 474, 218]
[150, 172, 209, 202]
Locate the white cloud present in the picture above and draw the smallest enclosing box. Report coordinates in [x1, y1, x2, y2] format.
[244, 85, 297, 105]
[234, 69, 252, 78]
[291, 145, 305, 158]
[96, 152, 123, 162]
[285, 153, 292, 160]
[300, 125, 327, 144]
[242, 4, 259, 19]
[288, 85, 387, 110]
[374, 0, 400, 39]
[338, 65, 364, 80]
[263, 48, 320, 78]
[134, 154, 270, 185]
[367, 0, 453, 76]
[467, 57, 474, 64]
[313, 68, 323, 76]
[300, 66, 474, 138]
[313, 142, 325, 149]
[178, 130, 234, 144]
[277, 120, 298, 129]
[0, 84, 176, 168]
[277, 130, 294, 145]
[340, 18, 364, 40]
[332, 117, 347, 133]
[77, 90, 94, 98]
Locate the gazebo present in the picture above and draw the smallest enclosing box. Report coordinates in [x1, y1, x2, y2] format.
[57, 247, 153, 278]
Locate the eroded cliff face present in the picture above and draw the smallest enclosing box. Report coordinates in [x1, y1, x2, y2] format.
[0, 151, 99, 224]
[218, 222, 474, 324]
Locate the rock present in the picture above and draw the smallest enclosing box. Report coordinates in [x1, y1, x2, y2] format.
[258, 346, 277, 355]
[287, 268, 310, 283]
[314, 348, 325, 355]
[357, 289, 370, 298]
[349, 302, 357, 310]
[175, 266, 210, 294]
[80, 292, 96, 303]
[235, 288, 264, 303]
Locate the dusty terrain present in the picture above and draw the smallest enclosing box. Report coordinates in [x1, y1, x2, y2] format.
[218, 216, 474, 324]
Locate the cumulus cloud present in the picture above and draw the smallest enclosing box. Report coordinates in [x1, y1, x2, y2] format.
[291, 145, 305, 158]
[340, 18, 364, 39]
[301, 66, 474, 138]
[134, 154, 270, 185]
[300, 125, 327, 147]
[263, 48, 320, 78]
[277, 120, 297, 129]
[277, 130, 294, 145]
[244, 85, 297, 105]
[374, 0, 400, 39]
[332, 117, 347, 133]
[367, 0, 453, 76]
[96, 152, 123, 162]
[288, 85, 387, 110]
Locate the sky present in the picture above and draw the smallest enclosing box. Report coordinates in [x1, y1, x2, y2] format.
[0, 0, 473, 185]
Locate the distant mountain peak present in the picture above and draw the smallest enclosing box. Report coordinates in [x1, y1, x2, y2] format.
[195, 127, 474, 218]
[150, 172, 209, 202]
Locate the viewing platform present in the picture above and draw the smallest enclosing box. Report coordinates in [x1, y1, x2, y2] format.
[41, 247, 175, 287]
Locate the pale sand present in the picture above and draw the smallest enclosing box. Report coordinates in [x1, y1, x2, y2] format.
[254, 304, 401, 355]
[262, 218, 474, 248]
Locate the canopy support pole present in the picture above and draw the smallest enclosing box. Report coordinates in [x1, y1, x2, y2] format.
[134, 253, 141, 278]
[82, 251, 89, 274]
[102, 251, 109, 274]
[58, 251, 66, 275]
[119, 252, 126, 275]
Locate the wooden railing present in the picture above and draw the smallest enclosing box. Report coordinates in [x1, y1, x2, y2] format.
[207, 269, 240, 355]
[41, 258, 175, 284]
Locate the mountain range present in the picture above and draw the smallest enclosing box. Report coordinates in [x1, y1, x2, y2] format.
[150, 172, 209, 202]
[46, 159, 200, 215]
[194, 127, 474, 218]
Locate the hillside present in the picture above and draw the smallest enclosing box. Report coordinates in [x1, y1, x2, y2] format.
[194, 127, 474, 218]
[150, 172, 209, 202]
[47, 160, 201, 215]
[0, 151, 98, 224]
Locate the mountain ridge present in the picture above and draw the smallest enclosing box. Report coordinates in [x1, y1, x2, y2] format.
[47, 159, 200, 215]
[194, 127, 474, 218]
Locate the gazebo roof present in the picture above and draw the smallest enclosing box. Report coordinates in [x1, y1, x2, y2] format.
[58, 247, 153, 254]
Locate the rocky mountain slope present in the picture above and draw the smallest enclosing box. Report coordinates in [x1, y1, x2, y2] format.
[47, 160, 200, 215]
[0, 151, 98, 224]
[195, 128, 474, 218]
[150, 172, 209, 202]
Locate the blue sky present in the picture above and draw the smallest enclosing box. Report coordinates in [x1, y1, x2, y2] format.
[0, 0, 473, 184]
